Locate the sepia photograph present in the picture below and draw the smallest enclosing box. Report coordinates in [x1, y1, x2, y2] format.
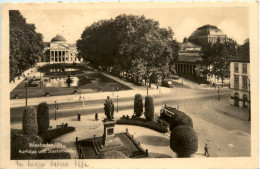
[1, 1, 259, 169]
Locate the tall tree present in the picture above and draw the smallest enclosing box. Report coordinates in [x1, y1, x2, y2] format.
[9, 10, 44, 82]
[201, 38, 237, 86]
[77, 14, 179, 84]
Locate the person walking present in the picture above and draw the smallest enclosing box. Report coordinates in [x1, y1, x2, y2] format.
[204, 144, 209, 157]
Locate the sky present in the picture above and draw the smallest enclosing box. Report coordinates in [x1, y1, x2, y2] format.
[20, 6, 249, 45]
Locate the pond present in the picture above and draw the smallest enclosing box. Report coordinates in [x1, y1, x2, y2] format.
[44, 76, 79, 87]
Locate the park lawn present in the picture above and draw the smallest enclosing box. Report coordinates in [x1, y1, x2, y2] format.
[10, 72, 132, 99]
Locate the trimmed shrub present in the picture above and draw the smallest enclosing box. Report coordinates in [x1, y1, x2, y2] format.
[169, 111, 193, 130]
[116, 118, 168, 133]
[40, 127, 75, 143]
[170, 126, 198, 158]
[11, 135, 43, 159]
[98, 150, 127, 159]
[37, 102, 50, 134]
[134, 94, 143, 118]
[144, 96, 154, 121]
[23, 107, 38, 135]
[37, 148, 71, 159]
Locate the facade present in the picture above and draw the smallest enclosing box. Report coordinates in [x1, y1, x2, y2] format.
[42, 34, 81, 64]
[229, 41, 250, 108]
[175, 39, 202, 77]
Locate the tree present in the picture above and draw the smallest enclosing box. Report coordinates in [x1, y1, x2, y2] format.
[23, 106, 38, 135]
[170, 125, 198, 158]
[11, 135, 43, 159]
[37, 102, 50, 134]
[144, 96, 154, 121]
[9, 10, 44, 82]
[134, 94, 143, 118]
[169, 110, 193, 130]
[201, 38, 237, 86]
[77, 14, 179, 84]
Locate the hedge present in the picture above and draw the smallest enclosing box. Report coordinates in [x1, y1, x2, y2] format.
[116, 118, 168, 133]
[134, 94, 143, 118]
[23, 107, 38, 135]
[170, 126, 198, 158]
[37, 102, 50, 134]
[11, 135, 43, 160]
[37, 148, 71, 159]
[40, 127, 75, 143]
[144, 96, 154, 121]
[169, 110, 193, 130]
[98, 150, 127, 159]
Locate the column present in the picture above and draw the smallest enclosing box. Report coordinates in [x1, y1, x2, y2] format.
[58, 51, 60, 63]
[50, 50, 52, 63]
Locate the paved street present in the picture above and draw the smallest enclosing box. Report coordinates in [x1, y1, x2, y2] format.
[10, 86, 229, 123]
[10, 70, 250, 158]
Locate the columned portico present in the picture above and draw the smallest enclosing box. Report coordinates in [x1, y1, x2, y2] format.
[48, 34, 80, 64]
[175, 63, 197, 76]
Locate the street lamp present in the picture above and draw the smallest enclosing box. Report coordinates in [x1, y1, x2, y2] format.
[24, 80, 28, 107]
[117, 95, 119, 113]
[54, 100, 58, 120]
[217, 86, 220, 101]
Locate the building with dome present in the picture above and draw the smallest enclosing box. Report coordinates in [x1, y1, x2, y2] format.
[41, 34, 81, 64]
[174, 24, 228, 84]
[188, 24, 227, 46]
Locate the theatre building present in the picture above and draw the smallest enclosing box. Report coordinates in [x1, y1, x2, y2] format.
[175, 24, 228, 83]
[42, 34, 81, 64]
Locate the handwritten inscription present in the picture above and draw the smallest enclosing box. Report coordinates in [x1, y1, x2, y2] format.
[15, 160, 89, 169]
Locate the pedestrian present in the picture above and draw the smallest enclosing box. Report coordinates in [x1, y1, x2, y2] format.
[204, 144, 209, 157]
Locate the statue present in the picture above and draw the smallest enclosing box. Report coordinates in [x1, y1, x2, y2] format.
[104, 96, 114, 121]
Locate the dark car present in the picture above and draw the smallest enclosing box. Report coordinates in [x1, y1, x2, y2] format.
[161, 79, 174, 88]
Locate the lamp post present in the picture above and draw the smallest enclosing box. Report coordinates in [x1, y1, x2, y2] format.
[247, 78, 251, 121]
[218, 86, 220, 101]
[117, 95, 119, 113]
[54, 100, 58, 120]
[24, 80, 28, 107]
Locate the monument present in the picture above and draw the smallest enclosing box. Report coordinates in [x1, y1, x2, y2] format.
[75, 96, 148, 159]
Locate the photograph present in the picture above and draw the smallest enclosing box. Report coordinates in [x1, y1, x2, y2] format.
[1, 1, 259, 169]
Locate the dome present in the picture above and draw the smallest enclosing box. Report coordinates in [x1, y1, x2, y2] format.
[51, 34, 66, 42]
[189, 24, 225, 38]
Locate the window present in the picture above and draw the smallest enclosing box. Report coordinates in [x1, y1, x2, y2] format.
[242, 64, 247, 74]
[234, 63, 239, 73]
[242, 76, 248, 89]
[234, 75, 239, 88]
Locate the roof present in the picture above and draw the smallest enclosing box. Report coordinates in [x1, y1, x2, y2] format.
[229, 41, 250, 63]
[51, 34, 66, 42]
[189, 24, 226, 38]
[179, 42, 201, 49]
[177, 54, 202, 63]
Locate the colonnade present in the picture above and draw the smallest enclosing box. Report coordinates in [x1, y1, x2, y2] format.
[175, 63, 196, 75]
[50, 50, 75, 63]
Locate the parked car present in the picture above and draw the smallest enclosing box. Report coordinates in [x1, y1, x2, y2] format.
[162, 79, 174, 88]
